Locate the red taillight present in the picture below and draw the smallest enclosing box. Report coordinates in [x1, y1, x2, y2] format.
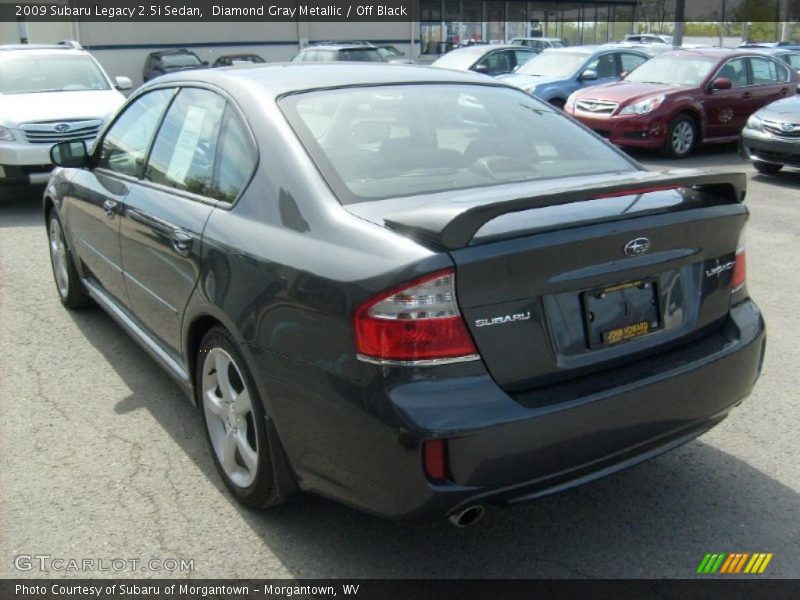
[354, 269, 477, 363]
[732, 246, 746, 292]
[422, 439, 448, 481]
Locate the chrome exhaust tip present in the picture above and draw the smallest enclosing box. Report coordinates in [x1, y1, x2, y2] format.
[448, 505, 485, 528]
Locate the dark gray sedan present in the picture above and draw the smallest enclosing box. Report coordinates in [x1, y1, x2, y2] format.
[742, 95, 800, 172]
[44, 64, 764, 525]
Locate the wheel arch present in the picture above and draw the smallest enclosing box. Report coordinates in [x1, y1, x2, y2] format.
[671, 104, 705, 142]
[184, 312, 227, 401]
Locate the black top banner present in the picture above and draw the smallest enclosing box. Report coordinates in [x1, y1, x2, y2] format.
[3, 0, 800, 23]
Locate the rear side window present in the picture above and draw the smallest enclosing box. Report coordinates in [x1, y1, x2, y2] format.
[620, 53, 647, 73]
[281, 84, 634, 203]
[212, 107, 257, 203]
[97, 89, 174, 177]
[785, 53, 800, 70]
[749, 57, 789, 84]
[145, 87, 225, 197]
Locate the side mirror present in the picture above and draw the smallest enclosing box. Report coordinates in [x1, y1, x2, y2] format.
[711, 77, 732, 90]
[580, 69, 598, 81]
[50, 140, 89, 168]
[619, 70, 630, 79]
[114, 76, 133, 90]
[474, 63, 490, 74]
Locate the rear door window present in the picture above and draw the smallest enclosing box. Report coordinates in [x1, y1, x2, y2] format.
[144, 87, 225, 197]
[749, 57, 789, 84]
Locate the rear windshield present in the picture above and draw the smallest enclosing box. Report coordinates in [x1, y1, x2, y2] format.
[338, 48, 384, 62]
[280, 84, 634, 204]
[161, 53, 202, 68]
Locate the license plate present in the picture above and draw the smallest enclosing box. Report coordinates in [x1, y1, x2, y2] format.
[583, 279, 661, 348]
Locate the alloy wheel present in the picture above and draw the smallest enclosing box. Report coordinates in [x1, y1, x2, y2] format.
[49, 218, 70, 299]
[671, 120, 694, 156]
[202, 348, 259, 488]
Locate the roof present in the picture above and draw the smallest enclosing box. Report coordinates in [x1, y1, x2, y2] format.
[300, 43, 377, 51]
[0, 43, 81, 52]
[440, 44, 531, 56]
[656, 48, 774, 60]
[0, 47, 87, 59]
[142, 63, 503, 98]
[749, 47, 800, 56]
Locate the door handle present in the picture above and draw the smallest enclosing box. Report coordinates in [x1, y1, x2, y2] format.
[170, 229, 194, 256]
[742, 92, 753, 100]
[103, 199, 119, 218]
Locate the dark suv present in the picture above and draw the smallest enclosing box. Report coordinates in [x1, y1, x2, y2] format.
[290, 43, 386, 63]
[143, 49, 208, 82]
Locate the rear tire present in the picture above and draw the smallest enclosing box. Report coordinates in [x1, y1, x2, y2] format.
[197, 326, 284, 509]
[47, 211, 91, 309]
[753, 161, 783, 174]
[662, 114, 697, 158]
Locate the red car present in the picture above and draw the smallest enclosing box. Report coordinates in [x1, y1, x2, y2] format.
[565, 49, 799, 157]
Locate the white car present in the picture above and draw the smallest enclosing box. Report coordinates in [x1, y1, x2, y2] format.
[0, 44, 131, 187]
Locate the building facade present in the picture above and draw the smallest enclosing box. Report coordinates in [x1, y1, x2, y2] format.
[2, 0, 638, 88]
[420, 1, 638, 53]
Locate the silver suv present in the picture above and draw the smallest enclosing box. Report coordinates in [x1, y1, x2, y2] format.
[0, 43, 131, 187]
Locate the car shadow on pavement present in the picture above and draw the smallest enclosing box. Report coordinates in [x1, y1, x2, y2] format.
[752, 170, 800, 190]
[68, 307, 800, 579]
[0, 190, 44, 228]
[626, 142, 746, 169]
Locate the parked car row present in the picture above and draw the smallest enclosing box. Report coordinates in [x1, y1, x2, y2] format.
[564, 48, 800, 159]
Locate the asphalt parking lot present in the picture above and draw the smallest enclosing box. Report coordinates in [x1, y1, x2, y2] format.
[1, 145, 798, 579]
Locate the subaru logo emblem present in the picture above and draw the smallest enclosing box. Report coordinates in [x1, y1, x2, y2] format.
[781, 122, 796, 132]
[54, 123, 71, 133]
[624, 237, 651, 257]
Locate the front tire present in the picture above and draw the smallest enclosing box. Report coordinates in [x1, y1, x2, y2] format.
[548, 98, 566, 110]
[753, 161, 783, 174]
[197, 327, 283, 509]
[662, 114, 697, 158]
[47, 211, 90, 309]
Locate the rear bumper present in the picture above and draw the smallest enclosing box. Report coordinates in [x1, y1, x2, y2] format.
[741, 130, 800, 167]
[260, 300, 765, 521]
[570, 111, 669, 149]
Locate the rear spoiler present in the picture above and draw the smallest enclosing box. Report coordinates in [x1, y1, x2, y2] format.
[383, 170, 746, 250]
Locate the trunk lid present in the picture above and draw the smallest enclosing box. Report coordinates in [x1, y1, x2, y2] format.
[347, 170, 748, 391]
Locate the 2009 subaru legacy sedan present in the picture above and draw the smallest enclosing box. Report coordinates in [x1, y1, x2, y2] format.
[44, 63, 765, 527]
